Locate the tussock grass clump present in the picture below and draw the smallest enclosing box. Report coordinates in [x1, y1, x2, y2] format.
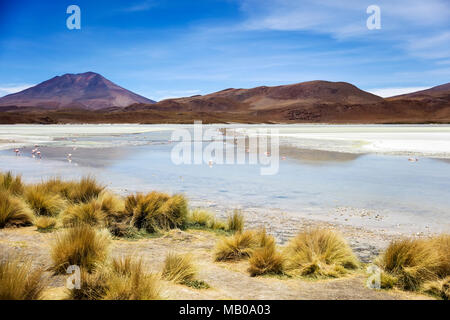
[61, 201, 106, 227]
[35, 176, 103, 203]
[103, 271, 162, 300]
[162, 252, 197, 284]
[284, 228, 359, 278]
[380, 271, 398, 289]
[68, 268, 109, 300]
[0, 171, 25, 195]
[0, 255, 47, 300]
[109, 256, 162, 300]
[51, 224, 110, 274]
[248, 232, 285, 277]
[68, 176, 104, 203]
[62, 192, 128, 230]
[377, 235, 449, 291]
[96, 192, 126, 220]
[187, 209, 215, 227]
[423, 277, 450, 300]
[25, 186, 66, 216]
[37, 178, 75, 199]
[227, 210, 244, 233]
[69, 256, 162, 300]
[34, 216, 57, 231]
[128, 192, 188, 233]
[429, 234, 450, 278]
[0, 191, 33, 228]
[186, 209, 228, 231]
[214, 230, 261, 261]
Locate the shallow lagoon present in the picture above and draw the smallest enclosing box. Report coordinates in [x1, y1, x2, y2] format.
[0, 124, 449, 234]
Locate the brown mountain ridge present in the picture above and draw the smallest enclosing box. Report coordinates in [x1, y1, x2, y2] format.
[0, 73, 449, 124]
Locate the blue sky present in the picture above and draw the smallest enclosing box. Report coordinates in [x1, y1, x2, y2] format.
[0, 0, 449, 100]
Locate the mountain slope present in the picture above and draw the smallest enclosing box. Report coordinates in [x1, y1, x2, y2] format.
[129, 80, 384, 113]
[0, 72, 154, 110]
[388, 83, 450, 100]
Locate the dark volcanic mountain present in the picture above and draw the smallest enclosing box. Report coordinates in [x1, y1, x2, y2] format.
[0, 72, 154, 110]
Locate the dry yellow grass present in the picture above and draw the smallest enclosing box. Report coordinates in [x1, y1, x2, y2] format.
[68, 256, 162, 300]
[68, 176, 105, 203]
[214, 230, 262, 261]
[423, 276, 450, 300]
[34, 216, 57, 231]
[61, 200, 106, 227]
[227, 210, 244, 233]
[128, 192, 188, 233]
[248, 232, 285, 277]
[0, 190, 33, 228]
[25, 186, 66, 216]
[0, 255, 47, 300]
[0, 171, 25, 195]
[37, 177, 75, 198]
[377, 235, 449, 291]
[51, 224, 110, 274]
[162, 252, 197, 284]
[96, 192, 125, 220]
[187, 209, 228, 231]
[283, 228, 359, 278]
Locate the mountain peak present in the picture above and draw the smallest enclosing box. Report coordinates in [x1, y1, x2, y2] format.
[0, 72, 154, 109]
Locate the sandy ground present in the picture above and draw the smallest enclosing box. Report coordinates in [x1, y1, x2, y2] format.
[0, 226, 432, 300]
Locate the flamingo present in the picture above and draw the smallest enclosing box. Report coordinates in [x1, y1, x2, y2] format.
[36, 151, 42, 159]
[408, 157, 418, 162]
[14, 149, 20, 156]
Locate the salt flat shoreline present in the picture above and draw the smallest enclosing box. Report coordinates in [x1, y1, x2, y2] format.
[187, 200, 448, 264]
[1, 123, 450, 158]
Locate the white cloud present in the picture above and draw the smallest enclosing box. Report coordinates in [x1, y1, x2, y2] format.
[0, 84, 34, 97]
[239, 0, 449, 34]
[367, 87, 430, 98]
[123, 1, 156, 12]
[150, 89, 202, 101]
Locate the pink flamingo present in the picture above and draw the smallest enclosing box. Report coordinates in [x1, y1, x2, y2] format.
[14, 149, 20, 156]
[36, 151, 42, 159]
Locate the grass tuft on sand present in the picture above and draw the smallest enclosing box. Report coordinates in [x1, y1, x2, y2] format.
[227, 210, 244, 233]
[283, 228, 359, 278]
[34, 216, 57, 231]
[25, 186, 66, 216]
[214, 230, 263, 261]
[0, 255, 47, 300]
[0, 171, 24, 195]
[0, 190, 33, 228]
[376, 235, 450, 291]
[128, 192, 188, 233]
[423, 277, 450, 300]
[68, 256, 162, 300]
[51, 224, 110, 274]
[162, 252, 197, 285]
[186, 209, 228, 232]
[248, 230, 285, 276]
[61, 200, 106, 227]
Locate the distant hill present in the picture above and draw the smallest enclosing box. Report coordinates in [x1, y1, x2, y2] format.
[388, 83, 450, 100]
[0, 78, 449, 124]
[130, 80, 384, 113]
[0, 72, 154, 110]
